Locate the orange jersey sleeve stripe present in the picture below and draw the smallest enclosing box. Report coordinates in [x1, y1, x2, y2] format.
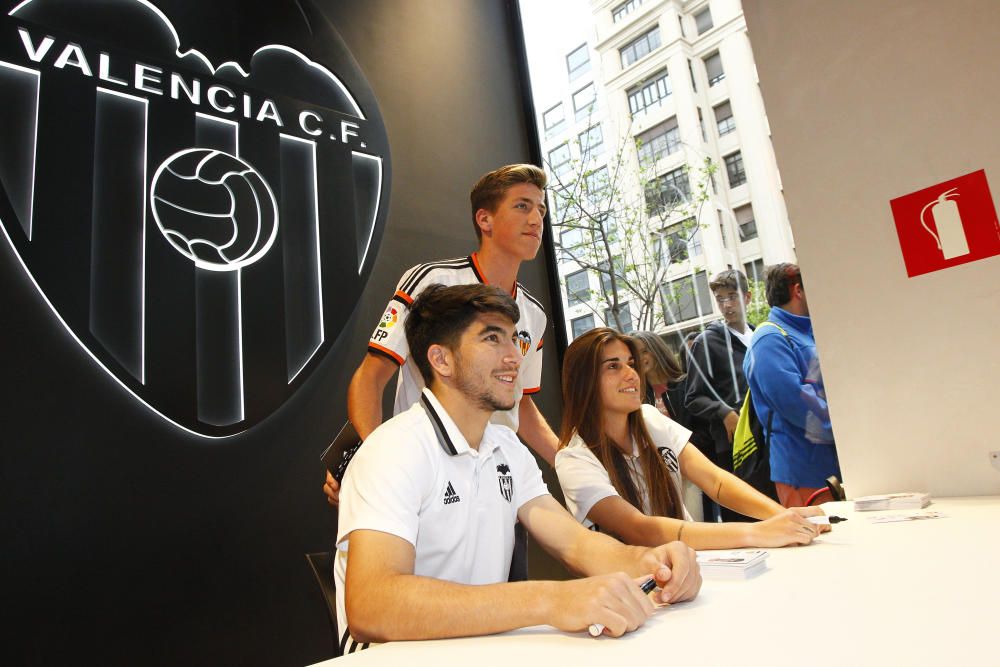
[368, 342, 405, 366]
[522, 386, 542, 395]
[394, 290, 414, 305]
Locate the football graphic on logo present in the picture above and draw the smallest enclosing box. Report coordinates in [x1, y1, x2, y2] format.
[150, 149, 279, 271]
[378, 306, 398, 329]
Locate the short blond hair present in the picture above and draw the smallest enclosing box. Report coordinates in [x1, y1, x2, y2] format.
[469, 164, 547, 240]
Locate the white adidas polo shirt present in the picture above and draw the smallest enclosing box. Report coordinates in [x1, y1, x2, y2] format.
[334, 388, 550, 652]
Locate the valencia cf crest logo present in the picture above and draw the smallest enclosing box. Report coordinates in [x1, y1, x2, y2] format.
[0, 0, 392, 437]
[515, 330, 531, 356]
[496, 463, 513, 503]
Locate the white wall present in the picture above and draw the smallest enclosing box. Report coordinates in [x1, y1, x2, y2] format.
[743, 0, 1000, 497]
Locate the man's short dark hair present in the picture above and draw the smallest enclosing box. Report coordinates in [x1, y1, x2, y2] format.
[405, 283, 521, 385]
[765, 263, 803, 307]
[708, 269, 749, 294]
[470, 164, 547, 241]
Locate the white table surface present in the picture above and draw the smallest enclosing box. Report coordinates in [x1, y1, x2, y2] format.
[315, 496, 1000, 666]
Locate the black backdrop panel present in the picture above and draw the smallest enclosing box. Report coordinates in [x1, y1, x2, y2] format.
[0, 1, 562, 665]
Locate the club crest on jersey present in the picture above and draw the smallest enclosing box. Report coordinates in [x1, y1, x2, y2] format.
[496, 463, 513, 503]
[658, 447, 680, 474]
[516, 330, 532, 356]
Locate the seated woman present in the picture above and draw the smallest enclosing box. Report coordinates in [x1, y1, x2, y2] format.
[555, 328, 825, 549]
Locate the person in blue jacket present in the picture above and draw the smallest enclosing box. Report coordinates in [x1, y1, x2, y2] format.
[743, 263, 841, 507]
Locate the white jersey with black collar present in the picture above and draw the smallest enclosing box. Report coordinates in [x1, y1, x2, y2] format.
[334, 389, 550, 653]
[366, 252, 547, 431]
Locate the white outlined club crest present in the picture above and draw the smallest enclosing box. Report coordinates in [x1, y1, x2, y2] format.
[0, 0, 392, 437]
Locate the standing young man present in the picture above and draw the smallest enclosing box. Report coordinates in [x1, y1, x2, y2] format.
[743, 264, 841, 507]
[684, 269, 755, 521]
[335, 284, 700, 651]
[325, 164, 558, 504]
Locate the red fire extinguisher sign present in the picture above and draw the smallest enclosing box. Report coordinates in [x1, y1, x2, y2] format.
[889, 169, 1000, 278]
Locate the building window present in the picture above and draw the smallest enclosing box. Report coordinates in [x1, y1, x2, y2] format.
[566, 43, 590, 81]
[688, 58, 697, 92]
[627, 70, 671, 117]
[724, 151, 747, 188]
[612, 0, 642, 23]
[583, 167, 610, 200]
[566, 269, 591, 306]
[579, 124, 604, 156]
[598, 256, 626, 295]
[694, 7, 714, 34]
[663, 218, 701, 263]
[551, 187, 581, 221]
[715, 101, 735, 136]
[548, 143, 572, 178]
[571, 314, 596, 339]
[604, 302, 634, 332]
[644, 167, 691, 217]
[744, 258, 764, 285]
[636, 117, 680, 166]
[677, 14, 686, 37]
[543, 103, 565, 138]
[560, 226, 585, 261]
[573, 83, 596, 122]
[697, 107, 707, 141]
[735, 203, 757, 240]
[704, 52, 725, 86]
[661, 271, 712, 324]
[620, 26, 661, 68]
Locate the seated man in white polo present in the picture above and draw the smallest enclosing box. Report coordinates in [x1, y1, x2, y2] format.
[335, 284, 701, 652]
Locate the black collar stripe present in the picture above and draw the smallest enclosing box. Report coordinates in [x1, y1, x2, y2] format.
[421, 394, 458, 456]
[400, 258, 472, 294]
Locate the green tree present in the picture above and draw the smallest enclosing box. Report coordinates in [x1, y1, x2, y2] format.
[545, 117, 717, 333]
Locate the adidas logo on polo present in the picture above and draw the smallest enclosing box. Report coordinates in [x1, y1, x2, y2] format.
[443, 481, 461, 505]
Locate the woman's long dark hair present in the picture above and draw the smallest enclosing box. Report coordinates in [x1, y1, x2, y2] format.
[559, 328, 684, 520]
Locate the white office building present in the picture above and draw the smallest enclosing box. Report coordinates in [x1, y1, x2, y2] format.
[526, 0, 796, 341]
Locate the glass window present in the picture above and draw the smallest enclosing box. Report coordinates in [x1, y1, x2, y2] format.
[551, 188, 581, 221]
[744, 258, 764, 284]
[661, 271, 712, 324]
[688, 58, 697, 92]
[597, 256, 626, 295]
[677, 14, 686, 37]
[559, 226, 585, 261]
[604, 302, 634, 332]
[543, 103, 565, 138]
[735, 203, 757, 240]
[725, 151, 747, 188]
[571, 314, 596, 339]
[636, 117, 680, 166]
[715, 101, 735, 136]
[662, 220, 697, 262]
[566, 269, 591, 306]
[697, 107, 707, 142]
[612, 0, 642, 23]
[627, 70, 671, 117]
[583, 167, 610, 200]
[548, 143, 572, 177]
[620, 26, 661, 68]
[579, 124, 604, 156]
[644, 167, 691, 217]
[694, 7, 714, 34]
[566, 43, 590, 81]
[705, 52, 725, 86]
[573, 83, 596, 122]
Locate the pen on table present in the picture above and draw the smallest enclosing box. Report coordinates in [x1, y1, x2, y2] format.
[588, 577, 658, 637]
[807, 515, 847, 525]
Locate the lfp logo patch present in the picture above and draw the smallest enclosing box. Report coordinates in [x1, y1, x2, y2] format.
[378, 306, 398, 329]
[0, 0, 392, 437]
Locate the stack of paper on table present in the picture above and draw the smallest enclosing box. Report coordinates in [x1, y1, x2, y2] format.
[695, 549, 769, 579]
[853, 492, 931, 511]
